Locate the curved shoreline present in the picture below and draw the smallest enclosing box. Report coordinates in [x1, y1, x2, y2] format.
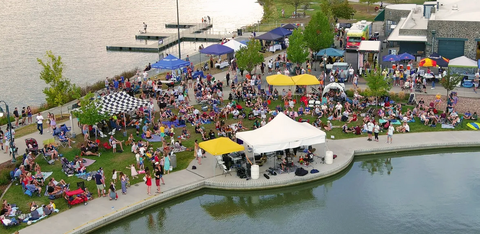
[64, 131, 480, 234]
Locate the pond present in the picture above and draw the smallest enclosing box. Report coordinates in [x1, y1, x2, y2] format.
[93, 150, 480, 234]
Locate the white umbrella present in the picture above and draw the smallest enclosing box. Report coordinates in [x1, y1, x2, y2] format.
[322, 82, 345, 96]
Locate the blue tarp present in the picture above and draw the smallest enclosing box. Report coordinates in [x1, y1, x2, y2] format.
[151, 54, 190, 70]
[200, 44, 234, 55]
[316, 48, 345, 57]
[269, 27, 292, 37]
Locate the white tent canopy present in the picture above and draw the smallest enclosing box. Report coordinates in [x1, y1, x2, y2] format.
[223, 40, 246, 52]
[358, 41, 381, 53]
[322, 82, 345, 96]
[448, 56, 478, 68]
[236, 113, 326, 154]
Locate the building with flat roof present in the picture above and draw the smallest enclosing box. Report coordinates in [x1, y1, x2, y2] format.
[384, 0, 480, 60]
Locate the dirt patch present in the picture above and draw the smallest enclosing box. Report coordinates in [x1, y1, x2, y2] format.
[416, 94, 478, 114]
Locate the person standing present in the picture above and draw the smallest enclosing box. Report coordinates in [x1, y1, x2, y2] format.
[387, 123, 394, 144]
[36, 113, 44, 135]
[143, 22, 147, 33]
[27, 106, 32, 124]
[374, 122, 380, 142]
[154, 163, 162, 193]
[164, 154, 171, 175]
[474, 71, 479, 93]
[13, 107, 19, 127]
[145, 169, 152, 196]
[94, 170, 105, 198]
[21, 107, 26, 125]
[120, 172, 127, 195]
[0, 127, 3, 151]
[353, 74, 358, 90]
[225, 72, 230, 87]
[367, 120, 374, 141]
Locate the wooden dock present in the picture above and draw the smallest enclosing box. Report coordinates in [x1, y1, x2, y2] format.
[106, 43, 160, 53]
[107, 22, 224, 53]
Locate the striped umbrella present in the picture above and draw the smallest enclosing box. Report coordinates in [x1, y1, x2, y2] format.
[418, 58, 437, 67]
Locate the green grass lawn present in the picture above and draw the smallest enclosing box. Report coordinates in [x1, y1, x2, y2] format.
[1, 91, 476, 234]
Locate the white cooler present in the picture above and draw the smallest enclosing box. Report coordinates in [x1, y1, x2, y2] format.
[251, 165, 260, 179]
[325, 151, 334, 164]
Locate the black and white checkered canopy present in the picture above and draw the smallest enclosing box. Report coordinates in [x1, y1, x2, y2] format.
[100, 92, 149, 115]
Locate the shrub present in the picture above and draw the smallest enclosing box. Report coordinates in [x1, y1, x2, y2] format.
[346, 88, 354, 97]
[397, 91, 406, 101]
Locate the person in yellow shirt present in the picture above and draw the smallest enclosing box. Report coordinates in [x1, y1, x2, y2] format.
[159, 124, 165, 140]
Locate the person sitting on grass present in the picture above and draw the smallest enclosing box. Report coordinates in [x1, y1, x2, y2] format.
[472, 112, 478, 120]
[47, 178, 66, 196]
[342, 123, 353, 133]
[74, 156, 86, 173]
[324, 121, 332, 131]
[58, 131, 75, 148]
[80, 144, 100, 157]
[464, 110, 472, 120]
[87, 140, 99, 152]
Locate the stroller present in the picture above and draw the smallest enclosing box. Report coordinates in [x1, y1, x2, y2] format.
[64, 188, 88, 208]
[25, 138, 39, 155]
[61, 158, 75, 177]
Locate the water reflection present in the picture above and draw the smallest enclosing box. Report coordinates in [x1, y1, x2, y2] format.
[359, 158, 393, 175]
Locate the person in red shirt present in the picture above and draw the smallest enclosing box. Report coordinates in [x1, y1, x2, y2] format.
[125, 79, 131, 91]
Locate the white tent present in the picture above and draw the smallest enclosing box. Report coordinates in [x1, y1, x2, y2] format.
[223, 40, 246, 52]
[322, 82, 345, 96]
[236, 113, 326, 154]
[448, 56, 478, 68]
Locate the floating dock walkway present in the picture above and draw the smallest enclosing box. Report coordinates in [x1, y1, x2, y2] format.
[107, 22, 221, 53]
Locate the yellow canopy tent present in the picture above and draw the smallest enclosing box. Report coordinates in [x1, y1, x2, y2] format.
[292, 74, 320, 85]
[266, 74, 294, 86]
[199, 137, 245, 156]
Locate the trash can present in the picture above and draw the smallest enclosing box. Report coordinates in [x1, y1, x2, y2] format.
[237, 28, 242, 36]
[170, 153, 177, 169]
[325, 151, 333, 165]
[251, 165, 259, 179]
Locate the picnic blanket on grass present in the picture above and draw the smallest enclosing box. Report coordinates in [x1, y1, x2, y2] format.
[41, 172, 53, 180]
[441, 124, 455, 129]
[161, 121, 186, 128]
[146, 135, 163, 142]
[83, 158, 96, 167]
[379, 119, 401, 125]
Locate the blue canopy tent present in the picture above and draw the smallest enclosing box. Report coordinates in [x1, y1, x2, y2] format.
[269, 27, 292, 37]
[151, 54, 190, 70]
[316, 48, 345, 57]
[200, 44, 234, 55]
[255, 32, 283, 41]
[382, 54, 400, 62]
[282, 23, 297, 30]
[398, 52, 415, 60]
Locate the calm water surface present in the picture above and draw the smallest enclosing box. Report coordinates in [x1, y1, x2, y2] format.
[0, 0, 262, 107]
[93, 151, 480, 234]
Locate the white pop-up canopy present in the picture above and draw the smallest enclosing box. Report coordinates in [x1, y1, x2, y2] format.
[236, 112, 326, 154]
[223, 40, 247, 52]
[448, 56, 478, 68]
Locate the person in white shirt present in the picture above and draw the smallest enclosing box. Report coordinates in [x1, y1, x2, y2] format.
[387, 124, 394, 143]
[36, 112, 44, 135]
[348, 66, 355, 82]
[374, 123, 380, 142]
[367, 120, 374, 141]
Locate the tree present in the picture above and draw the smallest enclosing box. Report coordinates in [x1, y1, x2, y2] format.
[72, 92, 110, 139]
[287, 29, 309, 65]
[282, 0, 310, 18]
[320, 0, 335, 23]
[331, 1, 356, 19]
[38, 51, 81, 115]
[440, 69, 463, 97]
[236, 40, 264, 75]
[364, 66, 392, 106]
[304, 12, 334, 54]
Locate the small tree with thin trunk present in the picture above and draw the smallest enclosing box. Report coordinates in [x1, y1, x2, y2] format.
[72, 92, 110, 139]
[287, 29, 309, 65]
[440, 69, 463, 97]
[37, 51, 81, 116]
[365, 66, 392, 106]
[282, 0, 310, 18]
[236, 40, 264, 75]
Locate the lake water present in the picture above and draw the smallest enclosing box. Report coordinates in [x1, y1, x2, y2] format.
[93, 150, 480, 234]
[0, 0, 262, 108]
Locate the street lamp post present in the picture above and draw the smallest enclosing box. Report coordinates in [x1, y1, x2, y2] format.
[176, 0, 181, 59]
[0, 101, 16, 163]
